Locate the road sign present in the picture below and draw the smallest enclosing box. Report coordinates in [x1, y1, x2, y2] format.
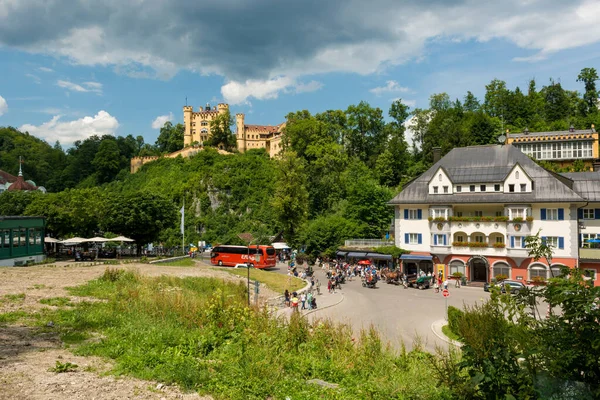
[442, 289, 450, 297]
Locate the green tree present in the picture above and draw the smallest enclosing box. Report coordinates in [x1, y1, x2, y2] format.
[100, 191, 177, 252]
[344, 101, 386, 166]
[92, 139, 126, 184]
[272, 151, 308, 242]
[463, 91, 480, 112]
[296, 214, 361, 258]
[577, 67, 599, 115]
[156, 121, 184, 153]
[208, 110, 236, 151]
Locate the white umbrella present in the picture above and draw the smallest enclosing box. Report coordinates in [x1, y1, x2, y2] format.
[272, 242, 290, 250]
[44, 237, 60, 243]
[84, 237, 110, 243]
[60, 237, 87, 245]
[110, 236, 135, 242]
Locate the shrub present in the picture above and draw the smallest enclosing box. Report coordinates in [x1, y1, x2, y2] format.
[451, 272, 464, 279]
[531, 275, 546, 283]
[481, 216, 493, 222]
[526, 216, 534, 222]
[494, 274, 508, 282]
[492, 242, 506, 248]
[468, 242, 488, 248]
[100, 267, 125, 282]
[447, 306, 464, 336]
[49, 361, 78, 373]
[493, 216, 509, 222]
[512, 217, 524, 222]
[433, 217, 446, 222]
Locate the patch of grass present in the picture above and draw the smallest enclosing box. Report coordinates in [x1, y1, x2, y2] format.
[0, 311, 29, 324]
[38, 271, 451, 399]
[39, 297, 73, 307]
[1, 293, 26, 303]
[61, 330, 90, 344]
[156, 258, 197, 267]
[216, 267, 305, 293]
[442, 324, 461, 342]
[32, 284, 48, 290]
[49, 360, 78, 373]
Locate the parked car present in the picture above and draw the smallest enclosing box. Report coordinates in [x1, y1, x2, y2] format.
[484, 280, 526, 294]
[234, 263, 253, 268]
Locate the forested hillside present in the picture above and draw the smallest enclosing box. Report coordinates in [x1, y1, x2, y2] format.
[1, 68, 598, 255]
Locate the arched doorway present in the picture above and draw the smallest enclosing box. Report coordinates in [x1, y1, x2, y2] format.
[468, 255, 489, 282]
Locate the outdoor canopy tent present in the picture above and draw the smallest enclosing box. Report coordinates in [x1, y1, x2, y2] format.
[366, 252, 393, 260]
[347, 252, 368, 258]
[44, 237, 60, 243]
[400, 254, 433, 261]
[84, 237, 110, 243]
[272, 242, 290, 249]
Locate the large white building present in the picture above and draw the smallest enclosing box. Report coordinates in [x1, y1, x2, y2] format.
[389, 144, 600, 286]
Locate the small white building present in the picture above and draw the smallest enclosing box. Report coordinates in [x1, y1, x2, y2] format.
[389, 144, 599, 286]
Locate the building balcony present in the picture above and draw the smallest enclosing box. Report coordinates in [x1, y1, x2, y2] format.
[450, 242, 507, 256]
[579, 247, 600, 260]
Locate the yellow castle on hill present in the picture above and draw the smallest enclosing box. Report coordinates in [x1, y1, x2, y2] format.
[130, 103, 285, 173]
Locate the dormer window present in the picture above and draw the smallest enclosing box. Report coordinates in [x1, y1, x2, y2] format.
[433, 186, 438, 194]
[520, 184, 526, 192]
[443, 186, 448, 193]
[470, 185, 475, 192]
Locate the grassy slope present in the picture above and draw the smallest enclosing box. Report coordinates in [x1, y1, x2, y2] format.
[21, 268, 452, 400]
[215, 267, 305, 294]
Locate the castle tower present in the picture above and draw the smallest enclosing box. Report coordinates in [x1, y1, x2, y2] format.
[236, 113, 246, 152]
[218, 103, 229, 115]
[183, 105, 193, 147]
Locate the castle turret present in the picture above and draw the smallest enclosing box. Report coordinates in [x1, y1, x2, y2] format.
[236, 113, 246, 152]
[183, 105, 193, 146]
[218, 103, 229, 114]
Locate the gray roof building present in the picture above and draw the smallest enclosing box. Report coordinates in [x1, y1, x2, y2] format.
[560, 171, 600, 202]
[390, 144, 586, 205]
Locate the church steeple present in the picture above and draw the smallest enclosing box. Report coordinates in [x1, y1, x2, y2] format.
[18, 156, 23, 177]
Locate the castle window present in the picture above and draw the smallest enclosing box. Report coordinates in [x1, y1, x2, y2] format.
[201, 121, 208, 126]
[201, 129, 208, 133]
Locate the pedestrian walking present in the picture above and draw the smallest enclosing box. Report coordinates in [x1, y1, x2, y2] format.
[307, 292, 313, 310]
[284, 289, 290, 307]
[327, 280, 332, 293]
[301, 293, 307, 310]
[316, 279, 321, 295]
[291, 293, 299, 311]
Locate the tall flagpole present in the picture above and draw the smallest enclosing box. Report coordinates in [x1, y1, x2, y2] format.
[181, 198, 185, 256]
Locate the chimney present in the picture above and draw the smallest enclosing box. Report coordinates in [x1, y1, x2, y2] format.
[432, 147, 441, 164]
[569, 124, 575, 133]
[524, 127, 529, 135]
[592, 123, 595, 132]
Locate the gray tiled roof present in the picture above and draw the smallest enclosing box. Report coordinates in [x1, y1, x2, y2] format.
[560, 172, 600, 202]
[390, 144, 585, 205]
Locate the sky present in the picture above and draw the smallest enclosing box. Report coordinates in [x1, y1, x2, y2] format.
[1, 0, 600, 147]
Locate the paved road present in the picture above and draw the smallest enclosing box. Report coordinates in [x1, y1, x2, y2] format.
[271, 263, 492, 352]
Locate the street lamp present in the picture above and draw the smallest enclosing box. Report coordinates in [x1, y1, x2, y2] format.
[238, 232, 254, 307]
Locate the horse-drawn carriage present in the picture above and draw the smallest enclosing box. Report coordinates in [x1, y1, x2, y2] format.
[381, 268, 401, 285]
[406, 274, 433, 290]
[361, 274, 377, 289]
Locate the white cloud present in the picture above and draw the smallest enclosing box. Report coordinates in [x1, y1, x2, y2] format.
[0, 95, 7, 116]
[19, 111, 119, 144]
[294, 80, 324, 94]
[151, 112, 174, 129]
[222, 77, 323, 104]
[25, 73, 41, 84]
[370, 80, 409, 96]
[38, 67, 53, 72]
[56, 80, 102, 94]
[391, 98, 416, 107]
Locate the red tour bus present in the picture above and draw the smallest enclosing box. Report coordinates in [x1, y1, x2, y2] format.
[210, 245, 277, 269]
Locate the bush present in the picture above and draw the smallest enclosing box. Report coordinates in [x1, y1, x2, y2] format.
[494, 274, 508, 282]
[447, 306, 464, 337]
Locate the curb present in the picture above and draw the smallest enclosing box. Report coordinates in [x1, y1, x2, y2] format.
[430, 319, 462, 347]
[303, 292, 345, 316]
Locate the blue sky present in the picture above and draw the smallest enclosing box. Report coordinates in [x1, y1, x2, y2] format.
[0, 0, 599, 147]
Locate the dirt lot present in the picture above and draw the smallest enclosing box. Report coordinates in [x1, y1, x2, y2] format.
[0, 260, 279, 400]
